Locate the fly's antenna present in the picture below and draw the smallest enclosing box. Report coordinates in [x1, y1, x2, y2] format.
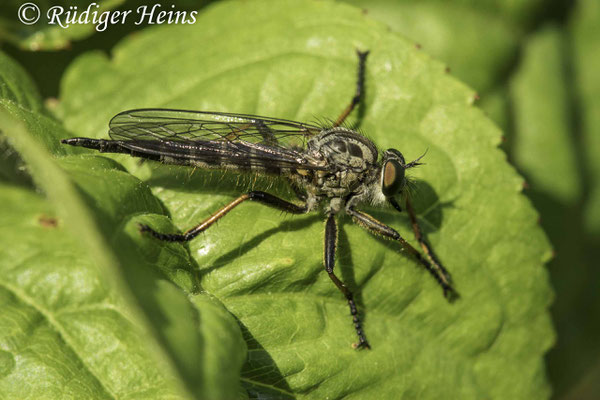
[404, 149, 428, 169]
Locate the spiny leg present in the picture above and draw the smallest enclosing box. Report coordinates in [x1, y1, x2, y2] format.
[334, 50, 369, 127]
[346, 207, 456, 299]
[404, 197, 457, 300]
[140, 191, 307, 242]
[324, 213, 370, 349]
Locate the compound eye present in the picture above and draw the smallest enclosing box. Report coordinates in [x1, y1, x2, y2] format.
[381, 160, 405, 197]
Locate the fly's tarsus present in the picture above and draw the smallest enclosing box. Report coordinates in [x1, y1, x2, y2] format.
[324, 213, 370, 349]
[334, 49, 369, 128]
[62, 49, 457, 350]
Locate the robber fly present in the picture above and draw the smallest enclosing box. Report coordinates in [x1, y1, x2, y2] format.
[61, 51, 456, 349]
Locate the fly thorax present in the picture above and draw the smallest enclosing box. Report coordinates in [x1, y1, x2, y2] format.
[307, 128, 379, 197]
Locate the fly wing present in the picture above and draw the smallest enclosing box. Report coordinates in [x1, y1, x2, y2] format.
[109, 108, 327, 171]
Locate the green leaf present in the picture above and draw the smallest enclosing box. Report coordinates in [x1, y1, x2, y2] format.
[0, 50, 71, 184]
[477, 86, 510, 134]
[435, 0, 546, 27]
[7, 0, 554, 398]
[342, 0, 546, 30]
[0, 183, 187, 399]
[538, 1, 600, 397]
[504, 24, 591, 397]
[510, 25, 581, 203]
[57, 0, 554, 397]
[0, 50, 43, 111]
[571, 0, 600, 235]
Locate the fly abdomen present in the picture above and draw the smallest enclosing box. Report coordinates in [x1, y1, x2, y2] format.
[62, 137, 289, 175]
[61, 138, 163, 161]
[61, 138, 130, 154]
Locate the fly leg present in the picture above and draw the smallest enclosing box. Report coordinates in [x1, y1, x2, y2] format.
[346, 207, 456, 300]
[324, 213, 370, 349]
[334, 49, 369, 127]
[140, 191, 307, 242]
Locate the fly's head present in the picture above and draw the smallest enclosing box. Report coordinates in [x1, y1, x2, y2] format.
[380, 148, 425, 211]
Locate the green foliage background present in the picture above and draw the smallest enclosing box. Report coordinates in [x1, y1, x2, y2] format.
[0, 0, 597, 399]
